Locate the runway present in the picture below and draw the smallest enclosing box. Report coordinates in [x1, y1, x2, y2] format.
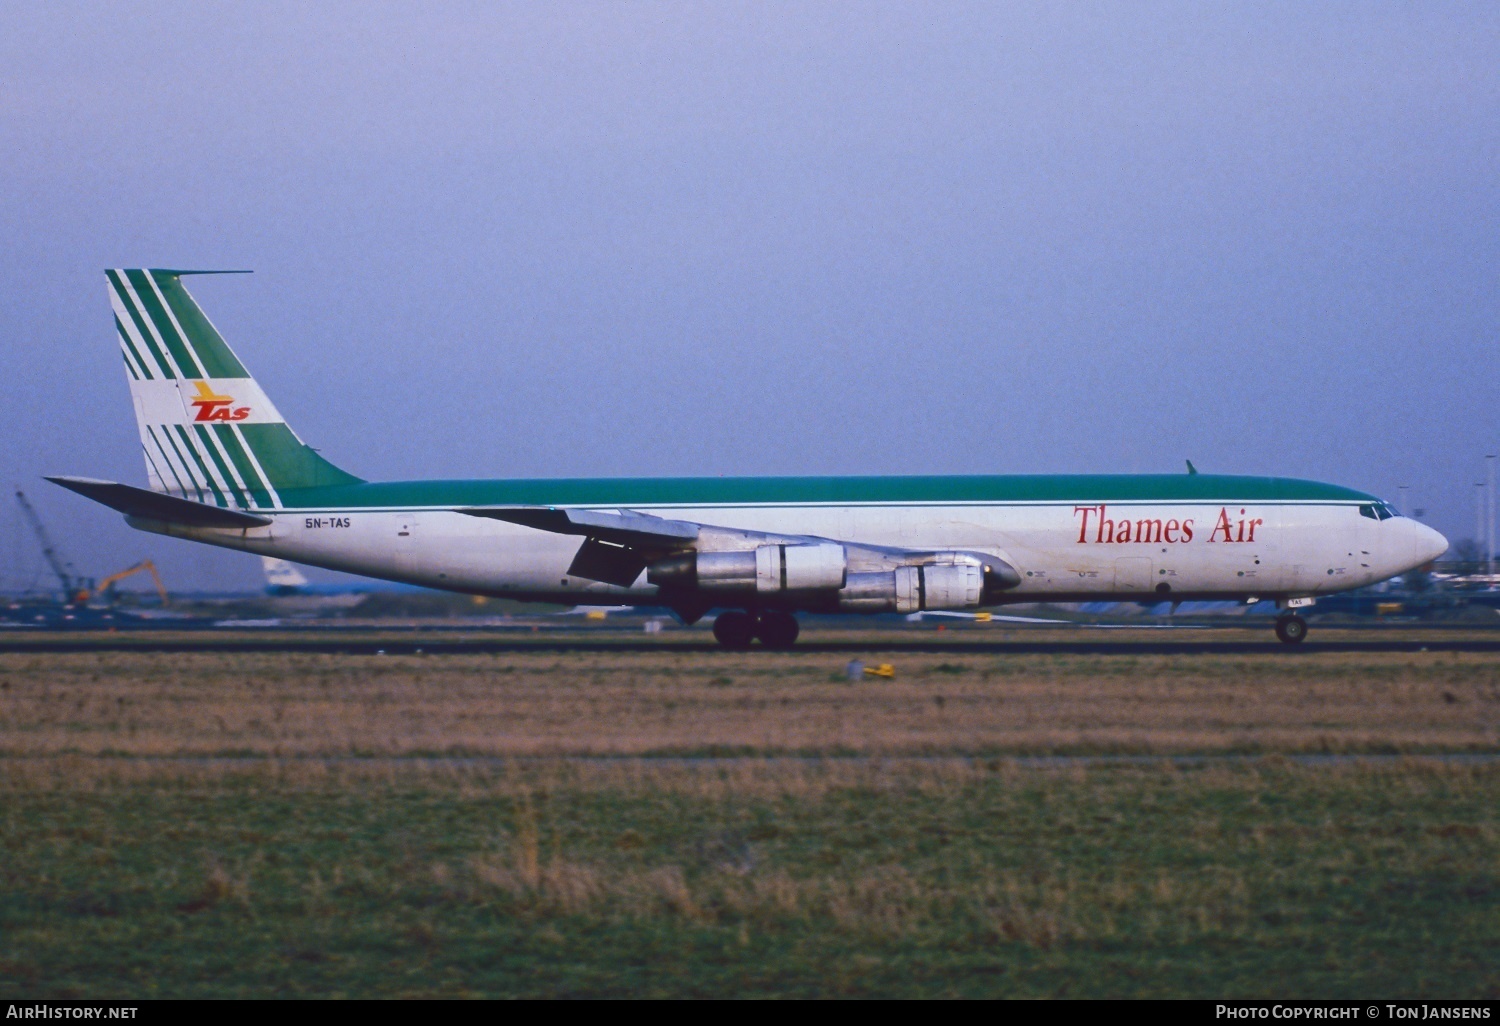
[3, 625, 1499, 655]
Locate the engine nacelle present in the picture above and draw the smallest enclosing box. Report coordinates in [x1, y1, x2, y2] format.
[759, 542, 846, 591]
[837, 563, 984, 613]
[913, 563, 985, 610]
[648, 543, 847, 593]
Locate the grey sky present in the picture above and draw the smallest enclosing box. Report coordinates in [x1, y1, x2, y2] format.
[2, 2, 1497, 591]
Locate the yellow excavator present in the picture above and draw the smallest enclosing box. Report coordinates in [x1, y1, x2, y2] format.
[16, 488, 169, 606]
[93, 560, 170, 606]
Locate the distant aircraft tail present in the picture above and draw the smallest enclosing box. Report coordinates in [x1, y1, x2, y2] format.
[108, 269, 361, 509]
[261, 556, 310, 594]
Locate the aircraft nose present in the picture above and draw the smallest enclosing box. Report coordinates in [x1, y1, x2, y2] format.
[1413, 521, 1448, 565]
[1382, 518, 1448, 579]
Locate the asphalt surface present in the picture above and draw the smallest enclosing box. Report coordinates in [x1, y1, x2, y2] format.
[2, 629, 1498, 655]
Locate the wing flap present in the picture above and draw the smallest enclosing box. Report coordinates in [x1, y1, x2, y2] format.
[46, 476, 273, 528]
[566, 537, 649, 588]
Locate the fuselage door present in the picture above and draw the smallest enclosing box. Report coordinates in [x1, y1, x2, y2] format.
[395, 513, 421, 577]
[1114, 557, 1153, 593]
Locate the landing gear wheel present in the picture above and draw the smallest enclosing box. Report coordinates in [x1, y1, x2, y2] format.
[756, 610, 800, 649]
[1275, 614, 1308, 645]
[712, 610, 756, 649]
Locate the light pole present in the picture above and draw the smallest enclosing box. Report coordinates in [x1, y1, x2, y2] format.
[1488, 455, 1497, 576]
[1480, 482, 1488, 570]
[1398, 485, 1410, 518]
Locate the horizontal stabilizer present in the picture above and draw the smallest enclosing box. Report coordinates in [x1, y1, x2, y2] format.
[462, 506, 699, 549]
[46, 476, 273, 528]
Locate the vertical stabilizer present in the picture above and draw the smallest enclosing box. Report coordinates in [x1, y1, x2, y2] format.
[108, 269, 361, 509]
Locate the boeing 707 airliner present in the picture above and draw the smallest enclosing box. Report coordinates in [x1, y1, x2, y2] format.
[50, 270, 1447, 646]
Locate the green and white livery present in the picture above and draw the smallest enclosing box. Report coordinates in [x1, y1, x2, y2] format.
[54, 270, 1448, 646]
[105, 268, 359, 510]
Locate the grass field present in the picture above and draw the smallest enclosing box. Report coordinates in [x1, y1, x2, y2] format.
[2, 642, 1498, 997]
[2, 644, 1497, 757]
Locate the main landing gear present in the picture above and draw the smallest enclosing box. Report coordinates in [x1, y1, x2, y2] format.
[712, 610, 800, 650]
[1274, 613, 1308, 645]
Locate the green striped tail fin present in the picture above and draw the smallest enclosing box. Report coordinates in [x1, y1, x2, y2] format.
[108, 269, 362, 509]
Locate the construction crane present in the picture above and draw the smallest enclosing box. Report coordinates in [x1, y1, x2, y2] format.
[96, 560, 169, 606]
[15, 488, 91, 603]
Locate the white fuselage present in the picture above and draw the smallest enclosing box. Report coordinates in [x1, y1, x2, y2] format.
[132, 497, 1446, 607]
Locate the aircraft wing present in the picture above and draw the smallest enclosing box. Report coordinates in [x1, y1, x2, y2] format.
[462, 506, 699, 548]
[46, 476, 273, 529]
[462, 506, 702, 587]
[461, 504, 1021, 599]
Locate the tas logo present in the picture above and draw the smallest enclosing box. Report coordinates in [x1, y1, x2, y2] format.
[188, 380, 250, 422]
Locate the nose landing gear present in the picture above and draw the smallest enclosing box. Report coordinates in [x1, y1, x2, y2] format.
[711, 610, 800, 649]
[1274, 613, 1308, 644]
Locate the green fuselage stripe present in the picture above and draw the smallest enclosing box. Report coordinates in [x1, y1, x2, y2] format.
[261, 473, 1382, 512]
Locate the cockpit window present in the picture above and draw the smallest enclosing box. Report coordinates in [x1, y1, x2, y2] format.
[1359, 504, 1379, 520]
[1364, 502, 1400, 520]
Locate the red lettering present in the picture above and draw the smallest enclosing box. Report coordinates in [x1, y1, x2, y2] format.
[192, 401, 231, 422]
[1075, 505, 1199, 544]
[1073, 505, 1096, 544]
[1247, 517, 1263, 543]
[1208, 508, 1234, 543]
[231, 407, 250, 421]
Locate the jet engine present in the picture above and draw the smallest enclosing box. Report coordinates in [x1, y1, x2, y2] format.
[837, 563, 984, 613]
[648, 543, 847, 593]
